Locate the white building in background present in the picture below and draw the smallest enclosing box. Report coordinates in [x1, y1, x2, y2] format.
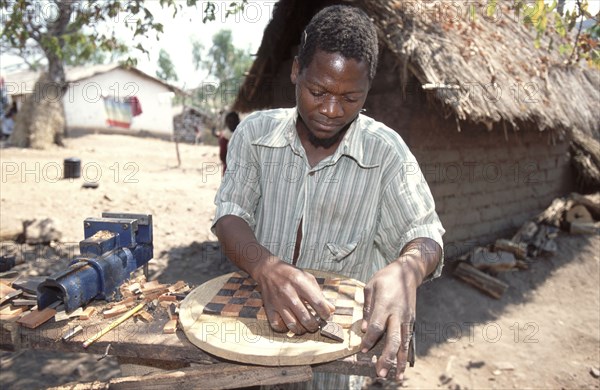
[2, 64, 179, 137]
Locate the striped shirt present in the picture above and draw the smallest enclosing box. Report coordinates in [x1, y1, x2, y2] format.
[213, 108, 445, 283]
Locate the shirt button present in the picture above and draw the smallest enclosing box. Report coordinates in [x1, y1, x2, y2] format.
[308, 172, 315, 177]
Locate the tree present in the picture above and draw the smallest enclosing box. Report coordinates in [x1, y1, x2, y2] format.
[191, 29, 253, 113]
[62, 37, 129, 67]
[0, 0, 247, 149]
[510, 0, 599, 67]
[156, 48, 178, 82]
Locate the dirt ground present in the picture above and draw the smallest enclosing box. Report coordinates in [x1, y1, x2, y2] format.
[0, 132, 598, 389]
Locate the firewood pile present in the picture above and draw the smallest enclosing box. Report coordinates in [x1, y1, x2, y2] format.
[453, 192, 600, 298]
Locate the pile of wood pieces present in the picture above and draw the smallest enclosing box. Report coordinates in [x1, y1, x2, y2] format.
[0, 273, 191, 344]
[454, 192, 599, 299]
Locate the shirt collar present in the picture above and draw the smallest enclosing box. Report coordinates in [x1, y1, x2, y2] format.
[252, 108, 379, 169]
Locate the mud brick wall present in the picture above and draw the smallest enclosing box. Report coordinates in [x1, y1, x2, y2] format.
[365, 86, 574, 257]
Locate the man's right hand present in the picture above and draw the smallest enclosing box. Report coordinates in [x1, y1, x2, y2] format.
[251, 258, 335, 334]
[215, 215, 334, 335]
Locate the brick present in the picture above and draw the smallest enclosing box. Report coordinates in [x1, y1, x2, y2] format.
[430, 182, 461, 198]
[442, 210, 481, 226]
[416, 150, 461, 165]
[467, 194, 502, 210]
[501, 201, 527, 216]
[441, 195, 472, 211]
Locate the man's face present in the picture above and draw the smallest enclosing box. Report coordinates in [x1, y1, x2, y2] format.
[291, 49, 370, 147]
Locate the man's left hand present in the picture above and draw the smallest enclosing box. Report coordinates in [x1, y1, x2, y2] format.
[359, 238, 441, 383]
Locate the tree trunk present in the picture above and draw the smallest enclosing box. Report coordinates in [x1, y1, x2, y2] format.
[8, 0, 71, 149]
[9, 72, 66, 149]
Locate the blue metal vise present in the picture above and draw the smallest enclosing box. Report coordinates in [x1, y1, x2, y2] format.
[37, 213, 153, 312]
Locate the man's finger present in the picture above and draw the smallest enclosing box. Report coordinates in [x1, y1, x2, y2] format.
[395, 320, 414, 383]
[280, 307, 307, 335]
[361, 285, 373, 333]
[360, 316, 385, 353]
[375, 315, 401, 378]
[265, 307, 288, 333]
[299, 277, 335, 321]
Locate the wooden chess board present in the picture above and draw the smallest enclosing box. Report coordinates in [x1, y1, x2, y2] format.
[179, 270, 365, 366]
[201, 273, 357, 329]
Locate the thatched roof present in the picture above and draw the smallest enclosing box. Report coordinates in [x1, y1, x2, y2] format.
[234, 0, 599, 134]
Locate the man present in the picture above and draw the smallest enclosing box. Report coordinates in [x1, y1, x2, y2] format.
[213, 5, 445, 385]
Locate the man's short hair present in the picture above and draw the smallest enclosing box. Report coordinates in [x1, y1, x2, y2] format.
[298, 5, 379, 81]
[225, 111, 240, 132]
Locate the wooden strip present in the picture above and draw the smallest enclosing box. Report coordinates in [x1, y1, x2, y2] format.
[109, 363, 312, 390]
[10, 298, 36, 307]
[117, 296, 137, 307]
[0, 288, 21, 305]
[62, 325, 83, 341]
[168, 280, 187, 293]
[79, 306, 96, 320]
[0, 282, 16, 297]
[17, 307, 57, 329]
[142, 281, 169, 295]
[54, 311, 70, 322]
[127, 282, 142, 294]
[159, 294, 177, 302]
[0, 304, 26, 320]
[168, 304, 178, 321]
[103, 304, 129, 319]
[454, 262, 508, 299]
[136, 310, 153, 322]
[163, 319, 178, 334]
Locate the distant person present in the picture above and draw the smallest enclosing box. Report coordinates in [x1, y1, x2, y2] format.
[2, 101, 17, 140]
[218, 111, 240, 175]
[194, 125, 203, 145]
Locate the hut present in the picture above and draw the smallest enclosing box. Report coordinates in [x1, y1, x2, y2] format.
[172, 106, 214, 144]
[4, 64, 180, 138]
[233, 0, 600, 256]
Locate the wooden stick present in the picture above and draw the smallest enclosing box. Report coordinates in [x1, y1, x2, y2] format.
[454, 262, 509, 299]
[82, 302, 145, 349]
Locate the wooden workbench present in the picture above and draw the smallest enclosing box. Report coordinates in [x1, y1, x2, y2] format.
[0, 302, 393, 389]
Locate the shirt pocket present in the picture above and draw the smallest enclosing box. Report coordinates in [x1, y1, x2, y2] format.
[325, 240, 359, 262]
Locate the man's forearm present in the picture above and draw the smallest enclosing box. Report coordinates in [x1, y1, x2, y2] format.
[214, 215, 273, 279]
[396, 237, 442, 285]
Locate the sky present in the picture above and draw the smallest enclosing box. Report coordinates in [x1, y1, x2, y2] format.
[123, 1, 276, 88]
[0, 0, 598, 90]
